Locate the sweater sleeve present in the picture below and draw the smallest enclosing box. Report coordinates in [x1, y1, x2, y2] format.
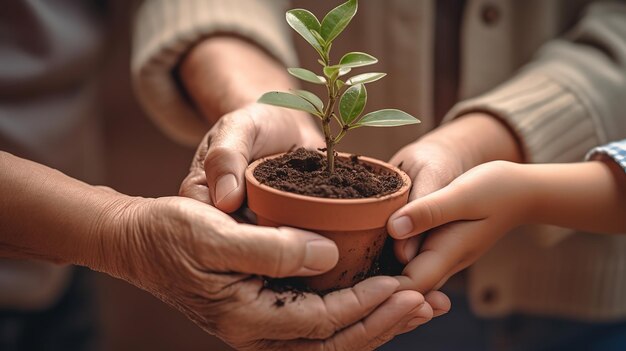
[445, 2, 626, 164]
[445, 2, 626, 246]
[132, 0, 297, 146]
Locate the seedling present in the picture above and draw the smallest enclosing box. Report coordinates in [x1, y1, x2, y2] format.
[258, 0, 420, 173]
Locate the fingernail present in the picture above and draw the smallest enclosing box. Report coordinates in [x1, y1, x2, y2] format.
[392, 216, 413, 238]
[406, 317, 428, 328]
[433, 309, 450, 317]
[303, 240, 339, 272]
[403, 237, 420, 262]
[215, 174, 238, 204]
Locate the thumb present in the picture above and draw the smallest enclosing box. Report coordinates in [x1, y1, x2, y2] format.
[390, 167, 462, 263]
[218, 224, 339, 278]
[204, 104, 324, 213]
[203, 111, 257, 213]
[387, 183, 476, 240]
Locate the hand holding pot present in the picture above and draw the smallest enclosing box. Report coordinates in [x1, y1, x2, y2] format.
[178, 36, 324, 213]
[104, 196, 444, 350]
[387, 113, 524, 292]
[179, 103, 323, 213]
[385, 158, 626, 274]
[0, 151, 449, 350]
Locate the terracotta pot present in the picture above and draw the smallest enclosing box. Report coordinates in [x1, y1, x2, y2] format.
[245, 152, 411, 293]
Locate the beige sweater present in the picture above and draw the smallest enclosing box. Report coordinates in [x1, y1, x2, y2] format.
[132, 0, 626, 321]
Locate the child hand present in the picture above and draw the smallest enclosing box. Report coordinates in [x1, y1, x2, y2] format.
[387, 161, 532, 292]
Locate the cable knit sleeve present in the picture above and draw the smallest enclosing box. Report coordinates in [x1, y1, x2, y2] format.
[446, 2, 626, 164]
[445, 2, 626, 246]
[132, 0, 297, 146]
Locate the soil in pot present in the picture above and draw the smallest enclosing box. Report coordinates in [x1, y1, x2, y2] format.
[253, 148, 402, 199]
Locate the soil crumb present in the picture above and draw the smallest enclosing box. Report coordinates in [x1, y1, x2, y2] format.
[265, 278, 313, 308]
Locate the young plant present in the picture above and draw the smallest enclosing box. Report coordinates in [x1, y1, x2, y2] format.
[258, 0, 420, 173]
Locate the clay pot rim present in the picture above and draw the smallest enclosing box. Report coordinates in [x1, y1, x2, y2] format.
[245, 151, 412, 204]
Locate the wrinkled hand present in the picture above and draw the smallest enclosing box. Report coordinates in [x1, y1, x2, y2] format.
[179, 36, 324, 212]
[180, 103, 324, 212]
[386, 113, 523, 292]
[101, 196, 449, 350]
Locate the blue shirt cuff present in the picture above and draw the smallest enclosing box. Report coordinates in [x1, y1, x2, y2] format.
[586, 139, 626, 173]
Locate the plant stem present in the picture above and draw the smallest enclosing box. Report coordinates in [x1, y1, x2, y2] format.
[322, 120, 334, 173]
[322, 83, 338, 174]
[322, 110, 336, 173]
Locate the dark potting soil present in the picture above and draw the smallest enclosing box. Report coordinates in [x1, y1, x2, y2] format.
[253, 148, 402, 199]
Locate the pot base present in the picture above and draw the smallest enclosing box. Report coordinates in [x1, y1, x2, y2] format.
[258, 217, 386, 293]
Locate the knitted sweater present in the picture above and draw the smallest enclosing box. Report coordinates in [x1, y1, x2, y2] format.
[132, 0, 626, 321]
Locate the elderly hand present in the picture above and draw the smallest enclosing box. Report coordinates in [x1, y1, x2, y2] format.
[179, 36, 324, 213]
[179, 103, 323, 213]
[99, 195, 449, 350]
[0, 151, 449, 351]
[386, 113, 523, 292]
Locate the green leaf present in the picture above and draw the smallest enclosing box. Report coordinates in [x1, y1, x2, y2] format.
[288, 68, 326, 84]
[292, 90, 324, 113]
[286, 9, 324, 54]
[336, 79, 345, 90]
[353, 109, 420, 127]
[323, 66, 351, 79]
[339, 84, 367, 125]
[311, 30, 327, 47]
[321, 0, 358, 42]
[323, 66, 339, 79]
[346, 72, 386, 85]
[258, 92, 320, 115]
[338, 52, 378, 68]
[339, 67, 352, 76]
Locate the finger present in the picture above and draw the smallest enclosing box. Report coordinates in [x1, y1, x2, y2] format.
[393, 235, 422, 264]
[424, 290, 451, 317]
[179, 171, 212, 205]
[255, 290, 426, 351]
[204, 112, 256, 213]
[398, 220, 490, 293]
[322, 276, 403, 331]
[396, 148, 462, 201]
[214, 223, 339, 277]
[204, 105, 323, 213]
[409, 164, 455, 200]
[226, 276, 401, 342]
[330, 291, 427, 350]
[179, 133, 213, 205]
[395, 300, 434, 336]
[387, 183, 481, 240]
